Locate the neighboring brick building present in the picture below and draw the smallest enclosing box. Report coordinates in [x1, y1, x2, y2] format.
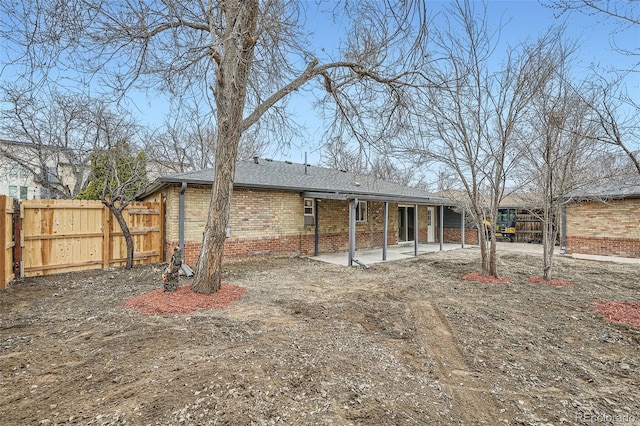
[141, 158, 472, 267]
[564, 175, 640, 259]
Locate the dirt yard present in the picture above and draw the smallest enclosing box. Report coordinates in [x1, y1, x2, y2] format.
[1, 247, 639, 425]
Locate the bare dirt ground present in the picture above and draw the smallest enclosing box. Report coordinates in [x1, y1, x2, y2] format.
[1, 247, 639, 425]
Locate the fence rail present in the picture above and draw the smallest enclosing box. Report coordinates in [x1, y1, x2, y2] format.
[0, 198, 164, 286]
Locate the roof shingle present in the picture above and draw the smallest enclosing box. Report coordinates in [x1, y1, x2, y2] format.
[144, 158, 449, 205]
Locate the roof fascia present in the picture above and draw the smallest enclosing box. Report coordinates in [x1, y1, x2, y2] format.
[139, 178, 452, 206]
[301, 191, 451, 206]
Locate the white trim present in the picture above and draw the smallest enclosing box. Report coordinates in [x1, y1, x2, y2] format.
[427, 207, 435, 243]
[356, 200, 367, 222]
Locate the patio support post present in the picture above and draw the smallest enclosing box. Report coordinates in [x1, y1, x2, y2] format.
[382, 202, 388, 260]
[561, 204, 567, 254]
[414, 204, 419, 256]
[348, 198, 357, 266]
[439, 205, 444, 251]
[314, 198, 319, 256]
[461, 209, 465, 248]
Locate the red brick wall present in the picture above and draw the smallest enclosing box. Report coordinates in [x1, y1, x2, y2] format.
[153, 186, 418, 265]
[443, 228, 479, 245]
[565, 236, 640, 258]
[565, 199, 640, 258]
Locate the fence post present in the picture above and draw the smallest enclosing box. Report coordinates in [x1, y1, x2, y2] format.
[102, 204, 111, 269]
[13, 198, 22, 278]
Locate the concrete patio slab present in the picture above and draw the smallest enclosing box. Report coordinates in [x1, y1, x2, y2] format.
[309, 243, 467, 267]
[309, 241, 640, 267]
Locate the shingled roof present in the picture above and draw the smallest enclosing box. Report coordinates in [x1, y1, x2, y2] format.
[142, 158, 449, 205]
[567, 174, 640, 200]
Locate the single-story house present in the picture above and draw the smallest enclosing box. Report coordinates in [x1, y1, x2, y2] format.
[563, 175, 640, 258]
[140, 158, 478, 267]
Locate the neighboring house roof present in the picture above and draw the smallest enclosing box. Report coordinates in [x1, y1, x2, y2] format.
[141, 158, 451, 205]
[433, 190, 542, 209]
[567, 174, 640, 200]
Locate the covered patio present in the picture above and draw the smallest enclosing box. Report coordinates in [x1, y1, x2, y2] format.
[310, 242, 469, 267]
[301, 191, 471, 268]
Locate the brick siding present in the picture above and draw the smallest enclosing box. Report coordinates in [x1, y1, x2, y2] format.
[147, 185, 470, 265]
[443, 228, 479, 245]
[565, 199, 640, 258]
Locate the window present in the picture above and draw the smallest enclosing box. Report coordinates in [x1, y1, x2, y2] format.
[9, 167, 29, 179]
[8, 185, 28, 200]
[304, 198, 315, 226]
[46, 166, 60, 183]
[356, 201, 367, 222]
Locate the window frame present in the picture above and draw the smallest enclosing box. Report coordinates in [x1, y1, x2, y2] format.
[303, 198, 315, 226]
[356, 200, 368, 223]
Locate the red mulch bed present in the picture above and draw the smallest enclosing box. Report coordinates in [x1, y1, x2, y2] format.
[526, 276, 574, 287]
[124, 283, 246, 316]
[595, 300, 640, 329]
[459, 272, 513, 285]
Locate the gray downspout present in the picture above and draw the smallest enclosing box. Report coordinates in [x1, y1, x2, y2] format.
[314, 198, 319, 256]
[179, 182, 194, 276]
[382, 202, 388, 261]
[179, 182, 187, 254]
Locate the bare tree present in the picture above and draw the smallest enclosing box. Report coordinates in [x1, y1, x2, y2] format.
[396, 0, 557, 277]
[542, 0, 639, 71]
[514, 39, 627, 280]
[145, 117, 217, 176]
[541, 0, 640, 173]
[146, 103, 272, 177]
[78, 140, 149, 269]
[322, 139, 423, 187]
[0, 86, 138, 198]
[2, 0, 430, 293]
[585, 79, 640, 174]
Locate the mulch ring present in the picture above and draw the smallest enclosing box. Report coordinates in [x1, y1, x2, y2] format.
[457, 272, 514, 285]
[124, 283, 246, 316]
[526, 276, 574, 287]
[595, 300, 640, 329]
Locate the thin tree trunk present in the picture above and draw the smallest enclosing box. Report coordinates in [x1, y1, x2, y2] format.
[489, 234, 498, 277]
[542, 207, 554, 281]
[475, 207, 490, 275]
[542, 133, 554, 281]
[104, 203, 134, 269]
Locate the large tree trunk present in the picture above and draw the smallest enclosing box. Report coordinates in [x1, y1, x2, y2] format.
[192, 0, 259, 295]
